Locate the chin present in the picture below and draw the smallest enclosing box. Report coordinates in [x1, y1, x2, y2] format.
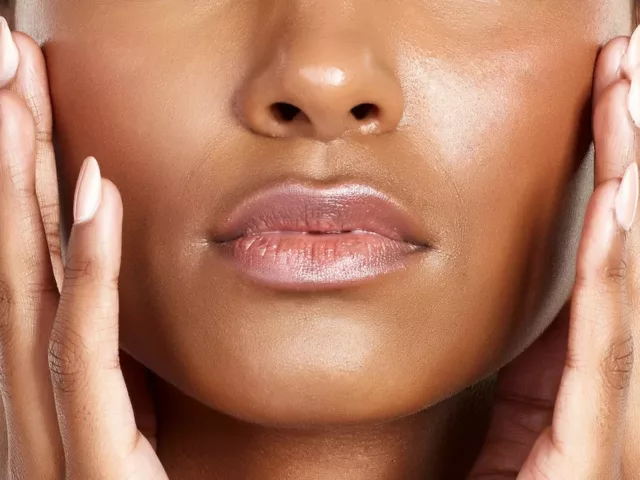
[132, 314, 486, 429]
[178, 367, 439, 428]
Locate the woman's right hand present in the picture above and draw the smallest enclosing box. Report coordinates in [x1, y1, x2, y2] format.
[0, 19, 166, 479]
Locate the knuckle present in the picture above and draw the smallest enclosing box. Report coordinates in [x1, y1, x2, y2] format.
[600, 333, 634, 393]
[39, 200, 60, 228]
[63, 253, 119, 294]
[593, 259, 629, 293]
[47, 324, 90, 395]
[63, 254, 104, 288]
[602, 260, 628, 284]
[46, 241, 62, 260]
[34, 129, 53, 144]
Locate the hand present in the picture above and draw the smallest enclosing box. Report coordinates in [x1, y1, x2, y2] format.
[0, 20, 166, 479]
[469, 30, 640, 479]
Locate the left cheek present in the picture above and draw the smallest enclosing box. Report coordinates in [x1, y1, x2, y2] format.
[432, 43, 596, 307]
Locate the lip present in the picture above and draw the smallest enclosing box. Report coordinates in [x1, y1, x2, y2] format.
[212, 183, 428, 290]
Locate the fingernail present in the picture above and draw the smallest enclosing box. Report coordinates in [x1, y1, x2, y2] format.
[628, 72, 640, 127]
[623, 26, 640, 74]
[0, 17, 19, 86]
[615, 162, 639, 231]
[73, 156, 102, 224]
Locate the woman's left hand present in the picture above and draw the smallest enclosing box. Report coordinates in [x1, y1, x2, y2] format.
[469, 28, 640, 479]
[0, 24, 165, 478]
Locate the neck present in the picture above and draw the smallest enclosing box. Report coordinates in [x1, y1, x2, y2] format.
[153, 379, 494, 480]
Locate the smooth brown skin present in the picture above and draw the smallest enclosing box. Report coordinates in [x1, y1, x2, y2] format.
[0, 0, 638, 478]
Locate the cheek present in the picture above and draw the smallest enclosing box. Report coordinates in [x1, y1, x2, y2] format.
[391, 33, 597, 376]
[46, 11, 252, 207]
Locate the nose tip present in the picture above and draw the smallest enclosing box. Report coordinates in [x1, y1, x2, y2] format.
[237, 48, 404, 141]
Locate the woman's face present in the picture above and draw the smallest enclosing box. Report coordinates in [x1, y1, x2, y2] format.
[18, 0, 632, 425]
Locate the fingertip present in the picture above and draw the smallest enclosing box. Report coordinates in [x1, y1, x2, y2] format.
[575, 179, 622, 286]
[594, 36, 629, 104]
[13, 32, 47, 90]
[614, 162, 639, 231]
[94, 178, 123, 275]
[9, 31, 53, 134]
[65, 173, 123, 284]
[100, 179, 123, 209]
[593, 79, 631, 137]
[11, 31, 44, 53]
[621, 27, 640, 80]
[592, 78, 635, 184]
[73, 169, 123, 233]
[98, 178, 124, 228]
[73, 156, 102, 224]
[0, 17, 19, 88]
[75, 175, 123, 243]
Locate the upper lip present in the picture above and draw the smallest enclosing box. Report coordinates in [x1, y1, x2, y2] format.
[212, 182, 428, 247]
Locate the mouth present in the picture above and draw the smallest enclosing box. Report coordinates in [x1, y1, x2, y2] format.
[211, 183, 429, 290]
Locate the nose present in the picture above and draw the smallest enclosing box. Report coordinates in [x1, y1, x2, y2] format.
[237, 35, 404, 141]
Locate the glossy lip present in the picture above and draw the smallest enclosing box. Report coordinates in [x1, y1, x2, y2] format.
[212, 183, 429, 290]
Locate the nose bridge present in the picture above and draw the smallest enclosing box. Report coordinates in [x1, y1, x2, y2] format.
[237, 9, 404, 141]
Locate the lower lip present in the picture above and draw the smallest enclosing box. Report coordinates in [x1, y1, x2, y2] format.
[217, 232, 421, 290]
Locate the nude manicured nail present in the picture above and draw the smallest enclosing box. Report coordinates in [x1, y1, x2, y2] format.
[628, 73, 640, 127]
[615, 162, 639, 231]
[624, 26, 640, 70]
[0, 17, 19, 86]
[73, 156, 102, 224]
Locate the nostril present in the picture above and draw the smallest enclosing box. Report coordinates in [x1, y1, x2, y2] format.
[270, 102, 307, 123]
[350, 103, 379, 121]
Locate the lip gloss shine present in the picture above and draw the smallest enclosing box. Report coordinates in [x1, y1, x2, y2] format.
[213, 183, 427, 290]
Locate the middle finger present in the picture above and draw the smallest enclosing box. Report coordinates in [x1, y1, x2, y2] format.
[0, 81, 62, 478]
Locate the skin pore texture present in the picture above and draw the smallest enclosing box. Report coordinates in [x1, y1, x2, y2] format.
[6, 0, 636, 478]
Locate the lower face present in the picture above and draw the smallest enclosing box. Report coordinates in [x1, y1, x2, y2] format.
[19, 0, 631, 425]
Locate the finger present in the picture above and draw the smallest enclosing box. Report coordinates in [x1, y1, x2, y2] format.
[468, 307, 569, 478]
[601, 41, 640, 475]
[0, 18, 18, 88]
[49, 158, 166, 478]
[593, 78, 634, 186]
[621, 25, 640, 82]
[520, 166, 637, 479]
[593, 36, 629, 108]
[0, 90, 63, 476]
[9, 30, 63, 289]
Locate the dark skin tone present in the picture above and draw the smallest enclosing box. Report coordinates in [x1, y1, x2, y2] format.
[0, 0, 638, 478]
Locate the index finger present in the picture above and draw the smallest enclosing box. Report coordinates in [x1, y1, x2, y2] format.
[519, 168, 636, 479]
[50, 159, 166, 478]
